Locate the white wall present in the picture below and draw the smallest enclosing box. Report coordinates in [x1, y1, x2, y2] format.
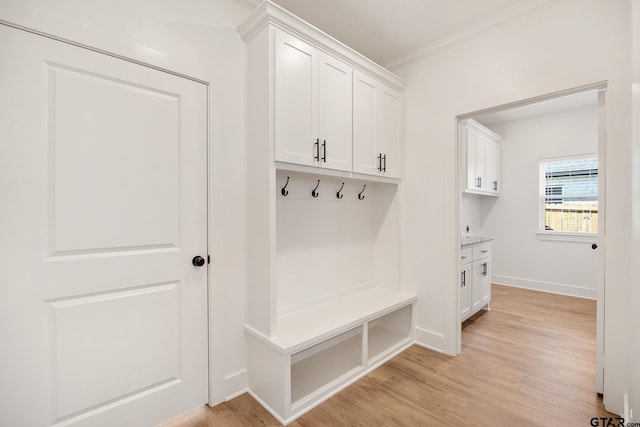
[0, 0, 251, 404]
[392, 0, 631, 415]
[479, 106, 599, 298]
[630, 0, 640, 421]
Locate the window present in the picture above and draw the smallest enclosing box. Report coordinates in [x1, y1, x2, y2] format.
[539, 156, 598, 234]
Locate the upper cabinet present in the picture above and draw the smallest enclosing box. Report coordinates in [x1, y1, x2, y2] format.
[239, 1, 407, 181]
[274, 31, 352, 171]
[353, 71, 401, 179]
[460, 119, 502, 196]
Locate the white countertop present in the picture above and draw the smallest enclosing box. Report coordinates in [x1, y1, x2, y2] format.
[461, 236, 494, 247]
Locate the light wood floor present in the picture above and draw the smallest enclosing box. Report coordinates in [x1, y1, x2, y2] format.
[161, 285, 612, 426]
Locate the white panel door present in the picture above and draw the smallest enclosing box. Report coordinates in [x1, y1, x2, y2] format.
[471, 260, 485, 313]
[353, 70, 379, 175]
[475, 135, 487, 191]
[460, 264, 472, 321]
[274, 29, 318, 166]
[377, 85, 401, 178]
[318, 52, 352, 172]
[0, 25, 208, 427]
[486, 140, 500, 193]
[465, 126, 479, 191]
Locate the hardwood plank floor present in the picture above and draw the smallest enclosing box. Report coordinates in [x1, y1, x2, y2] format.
[160, 285, 612, 426]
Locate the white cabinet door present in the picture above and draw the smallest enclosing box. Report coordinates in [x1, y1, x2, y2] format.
[353, 70, 401, 178]
[465, 126, 485, 191]
[274, 30, 318, 166]
[486, 140, 501, 194]
[0, 25, 208, 426]
[318, 52, 352, 171]
[482, 258, 492, 306]
[471, 259, 486, 313]
[460, 263, 472, 321]
[475, 134, 487, 191]
[353, 70, 379, 175]
[377, 86, 401, 178]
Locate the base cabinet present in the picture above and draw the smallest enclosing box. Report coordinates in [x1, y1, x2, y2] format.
[460, 241, 492, 322]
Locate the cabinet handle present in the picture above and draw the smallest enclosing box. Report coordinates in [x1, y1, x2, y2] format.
[383, 154, 387, 172]
[480, 250, 488, 254]
[322, 140, 327, 162]
[476, 176, 482, 188]
[378, 153, 382, 171]
[461, 255, 467, 259]
[461, 270, 466, 287]
[314, 138, 320, 161]
[493, 180, 498, 191]
[482, 262, 488, 276]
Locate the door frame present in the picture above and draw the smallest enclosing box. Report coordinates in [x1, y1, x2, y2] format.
[454, 82, 608, 394]
[0, 18, 215, 404]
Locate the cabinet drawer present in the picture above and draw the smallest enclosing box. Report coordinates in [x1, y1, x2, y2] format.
[460, 248, 472, 265]
[473, 243, 491, 260]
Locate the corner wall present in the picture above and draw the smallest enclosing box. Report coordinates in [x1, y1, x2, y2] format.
[391, 0, 631, 415]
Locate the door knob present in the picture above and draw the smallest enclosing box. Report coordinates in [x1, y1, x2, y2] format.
[592, 243, 598, 250]
[192, 256, 206, 267]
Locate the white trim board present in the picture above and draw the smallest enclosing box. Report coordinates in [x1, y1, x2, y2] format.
[492, 275, 596, 299]
[414, 327, 446, 354]
[223, 370, 248, 402]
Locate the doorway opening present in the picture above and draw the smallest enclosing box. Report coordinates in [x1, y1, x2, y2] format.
[456, 84, 606, 394]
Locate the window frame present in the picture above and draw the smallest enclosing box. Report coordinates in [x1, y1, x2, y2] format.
[537, 154, 598, 242]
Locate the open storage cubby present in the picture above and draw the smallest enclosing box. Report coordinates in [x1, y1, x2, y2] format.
[367, 304, 413, 363]
[290, 326, 363, 408]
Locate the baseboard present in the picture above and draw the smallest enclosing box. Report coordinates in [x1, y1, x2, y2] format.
[492, 274, 596, 299]
[223, 369, 248, 402]
[414, 327, 445, 353]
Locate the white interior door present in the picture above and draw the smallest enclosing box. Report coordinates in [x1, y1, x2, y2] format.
[0, 25, 208, 427]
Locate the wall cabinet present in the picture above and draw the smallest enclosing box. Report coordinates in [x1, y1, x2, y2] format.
[239, 1, 410, 424]
[461, 119, 502, 196]
[259, 9, 404, 180]
[353, 70, 401, 179]
[274, 30, 352, 171]
[460, 241, 492, 322]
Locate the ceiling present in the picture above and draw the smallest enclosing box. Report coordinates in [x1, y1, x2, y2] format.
[265, 0, 548, 65]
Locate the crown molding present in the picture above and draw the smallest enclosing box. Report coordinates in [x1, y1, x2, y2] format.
[237, 0, 407, 91]
[232, 0, 260, 11]
[383, 0, 552, 70]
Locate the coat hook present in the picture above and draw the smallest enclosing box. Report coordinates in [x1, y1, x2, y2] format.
[281, 176, 290, 197]
[336, 182, 345, 199]
[312, 179, 320, 198]
[358, 184, 366, 200]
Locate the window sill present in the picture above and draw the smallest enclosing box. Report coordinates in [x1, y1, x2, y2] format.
[536, 231, 597, 243]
